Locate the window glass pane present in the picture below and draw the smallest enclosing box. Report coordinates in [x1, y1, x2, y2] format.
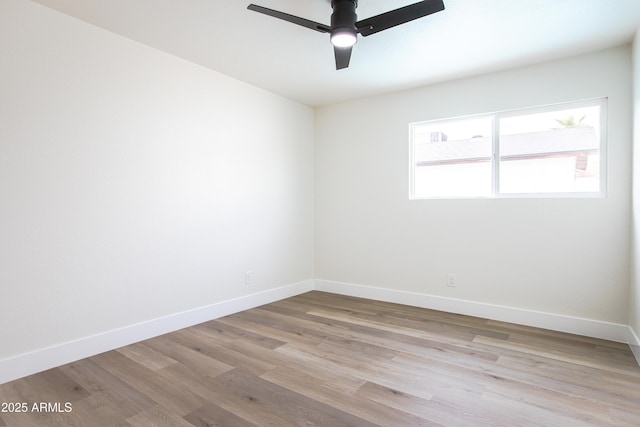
[498, 105, 601, 194]
[409, 99, 605, 199]
[412, 117, 492, 198]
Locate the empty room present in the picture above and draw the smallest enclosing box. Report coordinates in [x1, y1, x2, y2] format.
[1, 0, 640, 425]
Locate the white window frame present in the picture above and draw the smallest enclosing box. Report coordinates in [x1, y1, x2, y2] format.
[409, 98, 607, 199]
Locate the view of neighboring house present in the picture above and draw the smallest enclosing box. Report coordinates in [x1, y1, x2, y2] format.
[413, 126, 600, 196]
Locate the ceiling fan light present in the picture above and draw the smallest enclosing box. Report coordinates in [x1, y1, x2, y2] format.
[330, 30, 357, 48]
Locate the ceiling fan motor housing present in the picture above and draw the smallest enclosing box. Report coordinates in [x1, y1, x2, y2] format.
[331, 0, 358, 33]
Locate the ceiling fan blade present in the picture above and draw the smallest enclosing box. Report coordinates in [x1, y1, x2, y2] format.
[334, 46, 353, 70]
[356, 0, 444, 37]
[247, 4, 330, 33]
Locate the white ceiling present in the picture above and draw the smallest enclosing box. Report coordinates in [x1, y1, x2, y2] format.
[30, 0, 640, 107]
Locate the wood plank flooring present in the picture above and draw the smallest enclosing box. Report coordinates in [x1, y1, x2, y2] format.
[1, 291, 639, 426]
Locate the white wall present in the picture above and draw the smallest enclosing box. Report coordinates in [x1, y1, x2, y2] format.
[631, 31, 640, 350]
[315, 46, 632, 325]
[0, 0, 313, 362]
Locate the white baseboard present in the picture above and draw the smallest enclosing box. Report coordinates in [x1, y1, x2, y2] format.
[627, 326, 640, 366]
[0, 280, 313, 385]
[314, 279, 631, 344]
[2, 278, 637, 385]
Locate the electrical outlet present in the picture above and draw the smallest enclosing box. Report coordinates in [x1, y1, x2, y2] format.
[245, 271, 253, 285]
[447, 273, 456, 287]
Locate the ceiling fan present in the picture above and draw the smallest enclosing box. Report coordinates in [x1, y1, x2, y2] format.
[247, 0, 445, 70]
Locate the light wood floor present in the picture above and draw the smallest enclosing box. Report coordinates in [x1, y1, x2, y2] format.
[1, 291, 639, 426]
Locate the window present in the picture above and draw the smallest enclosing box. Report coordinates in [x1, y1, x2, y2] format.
[409, 99, 606, 198]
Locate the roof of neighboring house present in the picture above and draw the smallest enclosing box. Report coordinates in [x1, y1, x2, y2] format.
[415, 127, 598, 164]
